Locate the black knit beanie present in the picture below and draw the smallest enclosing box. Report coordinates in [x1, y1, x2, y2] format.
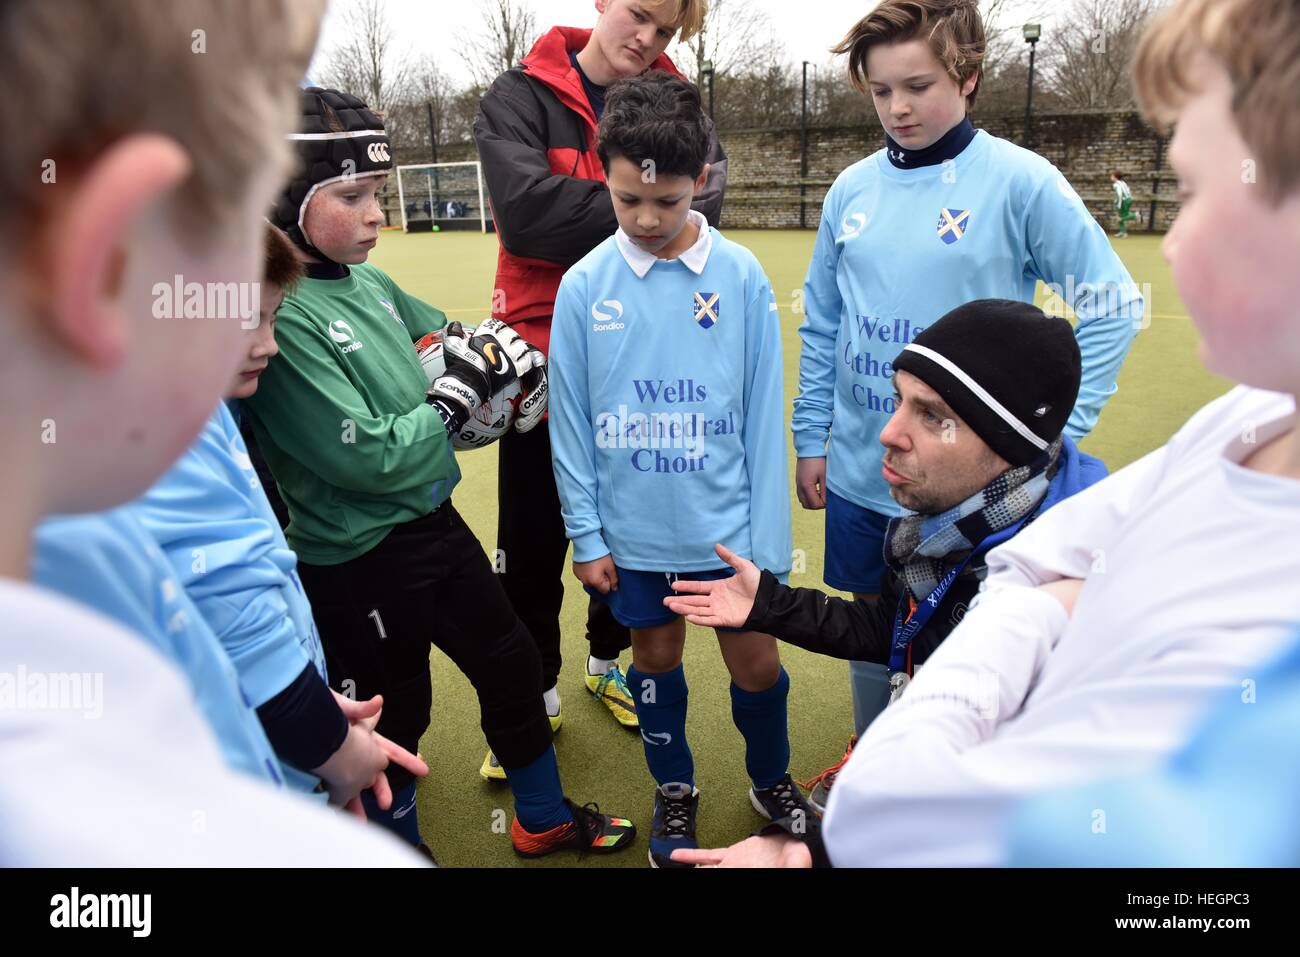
[892, 299, 1082, 467]
[270, 87, 392, 261]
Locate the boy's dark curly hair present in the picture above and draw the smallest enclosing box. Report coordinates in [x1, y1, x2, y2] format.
[597, 71, 710, 179]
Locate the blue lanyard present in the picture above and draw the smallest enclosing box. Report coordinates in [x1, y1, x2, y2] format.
[888, 517, 1031, 673]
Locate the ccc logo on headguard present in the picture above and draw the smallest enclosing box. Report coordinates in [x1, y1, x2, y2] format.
[367, 142, 391, 163]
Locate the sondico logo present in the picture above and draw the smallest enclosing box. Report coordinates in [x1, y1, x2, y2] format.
[841, 213, 867, 239]
[591, 299, 625, 332]
[367, 142, 391, 163]
[329, 320, 364, 354]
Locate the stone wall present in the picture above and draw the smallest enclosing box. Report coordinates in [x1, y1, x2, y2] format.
[385, 109, 1178, 232]
[714, 109, 1178, 231]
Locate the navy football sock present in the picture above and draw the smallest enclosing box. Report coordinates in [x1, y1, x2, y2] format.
[503, 745, 573, 833]
[627, 663, 694, 788]
[360, 780, 422, 846]
[730, 667, 791, 790]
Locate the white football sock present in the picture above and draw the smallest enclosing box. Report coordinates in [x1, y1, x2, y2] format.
[543, 685, 561, 716]
[587, 655, 618, 677]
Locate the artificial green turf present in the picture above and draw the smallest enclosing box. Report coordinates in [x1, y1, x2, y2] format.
[368, 229, 1229, 867]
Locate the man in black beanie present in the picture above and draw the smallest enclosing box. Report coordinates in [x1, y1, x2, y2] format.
[664, 299, 1109, 816]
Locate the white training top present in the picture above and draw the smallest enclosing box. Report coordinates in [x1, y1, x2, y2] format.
[823, 386, 1300, 866]
[0, 578, 425, 866]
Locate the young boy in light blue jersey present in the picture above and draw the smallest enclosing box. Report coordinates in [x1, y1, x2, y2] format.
[132, 227, 427, 834]
[33, 228, 428, 833]
[33, 511, 289, 787]
[549, 72, 810, 868]
[793, 0, 1145, 765]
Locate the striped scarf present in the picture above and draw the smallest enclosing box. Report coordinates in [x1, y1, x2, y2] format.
[884, 438, 1063, 604]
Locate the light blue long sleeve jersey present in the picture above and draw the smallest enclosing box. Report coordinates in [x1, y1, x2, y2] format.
[793, 130, 1144, 515]
[1010, 629, 1300, 866]
[133, 401, 328, 795]
[550, 212, 793, 577]
[33, 509, 285, 787]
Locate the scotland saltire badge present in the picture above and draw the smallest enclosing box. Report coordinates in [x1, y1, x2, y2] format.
[693, 292, 720, 329]
[937, 208, 971, 245]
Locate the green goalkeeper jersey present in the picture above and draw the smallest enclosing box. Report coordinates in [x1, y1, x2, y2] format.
[246, 262, 460, 565]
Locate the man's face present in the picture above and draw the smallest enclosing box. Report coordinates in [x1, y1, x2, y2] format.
[865, 39, 977, 151]
[592, 0, 678, 78]
[302, 172, 387, 264]
[1162, 57, 1300, 394]
[879, 370, 1010, 513]
[606, 154, 705, 256]
[226, 284, 282, 400]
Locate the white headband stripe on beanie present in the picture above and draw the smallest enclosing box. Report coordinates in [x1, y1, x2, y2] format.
[900, 343, 1049, 451]
[287, 130, 386, 141]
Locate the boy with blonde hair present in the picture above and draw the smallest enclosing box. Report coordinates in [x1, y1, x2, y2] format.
[1, 0, 419, 865]
[1012, 0, 1300, 865]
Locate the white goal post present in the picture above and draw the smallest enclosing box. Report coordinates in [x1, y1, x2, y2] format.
[396, 161, 491, 233]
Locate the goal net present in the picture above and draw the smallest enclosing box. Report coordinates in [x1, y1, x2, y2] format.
[396, 161, 492, 233]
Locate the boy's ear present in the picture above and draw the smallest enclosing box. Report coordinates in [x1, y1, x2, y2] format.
[961, 70, 980, 101]
[694, 162, 712, 195]
[40, 134, 191, 370]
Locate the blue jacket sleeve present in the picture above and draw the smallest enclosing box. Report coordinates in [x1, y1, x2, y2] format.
[744, 271, 794, 580]
[135, 426, 313, 709]
[791, 199, 843, 458]
[1022, 173, 1144, 440]
[549, 272, 609, 563]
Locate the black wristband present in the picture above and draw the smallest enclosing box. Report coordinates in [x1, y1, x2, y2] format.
[255, 664, 349, 773]
[427, 395, 469, 435]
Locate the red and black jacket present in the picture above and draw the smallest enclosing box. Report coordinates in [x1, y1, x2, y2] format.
[473, 25, 728, 356]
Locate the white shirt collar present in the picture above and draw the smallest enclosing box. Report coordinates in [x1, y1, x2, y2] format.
[615, 209, 712, 279]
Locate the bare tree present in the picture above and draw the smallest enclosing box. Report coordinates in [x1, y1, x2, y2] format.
[975, 0, 1057, 114]
[460, 0, 539, 88]
[808, 60, 876, 128]
[317, 0, 411, 113]
[386, 57, 464, 154]
[980, 0, 1050, 79]
[669, 0, 784, 88]
[1038, 0, 1164, 109]
[710, 63, 799, 130]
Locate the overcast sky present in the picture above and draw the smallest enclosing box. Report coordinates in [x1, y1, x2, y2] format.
[311, 0, 1054, 86]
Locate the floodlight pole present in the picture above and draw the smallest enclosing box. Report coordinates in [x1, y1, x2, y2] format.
[1023, 25, 1041, 150]
[801, 61, 811, 229]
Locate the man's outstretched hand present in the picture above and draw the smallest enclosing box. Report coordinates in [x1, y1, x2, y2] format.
[671, 833, 813, 868]
[662, 543, 761, 629]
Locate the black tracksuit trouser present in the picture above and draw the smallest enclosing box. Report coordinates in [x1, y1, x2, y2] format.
[495, 420, 631, 690]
